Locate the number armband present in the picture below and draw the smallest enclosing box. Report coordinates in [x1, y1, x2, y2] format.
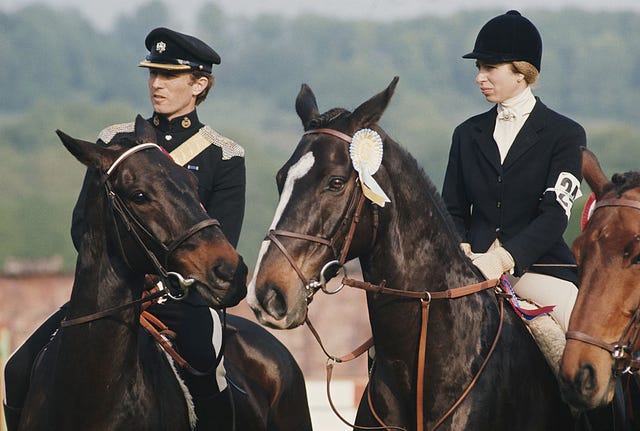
[545, 172, 583, 219]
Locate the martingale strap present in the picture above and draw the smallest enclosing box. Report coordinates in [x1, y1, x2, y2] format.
[320, 276, 503, 431]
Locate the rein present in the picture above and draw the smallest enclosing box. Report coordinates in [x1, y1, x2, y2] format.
[272, 127, 507, 431]
[306, 276, 503, 431]
[566, 197, 640, 375]
[62, 143, 220, 328]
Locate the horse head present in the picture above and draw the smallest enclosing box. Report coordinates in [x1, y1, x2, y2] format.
[560, 147, 640, 410]
[57, 115, 247, 308]
[247, 77, 399, 329]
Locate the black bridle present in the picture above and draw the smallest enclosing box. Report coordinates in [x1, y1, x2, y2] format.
[62, 143, 220, 328]
[566, 198, 640, 375]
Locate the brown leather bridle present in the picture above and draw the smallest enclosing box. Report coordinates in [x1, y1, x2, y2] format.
[62, 143, 221, 328]
[566, 198, 640, 375]
[266, 128, 505, 431]
[265, 128, 378, 302]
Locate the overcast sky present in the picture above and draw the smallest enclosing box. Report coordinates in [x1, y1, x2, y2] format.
[2, 0, 640, 30]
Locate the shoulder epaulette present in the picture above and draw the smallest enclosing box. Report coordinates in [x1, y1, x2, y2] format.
[98, 122, 135, 144]
[199, 126, 245, 160]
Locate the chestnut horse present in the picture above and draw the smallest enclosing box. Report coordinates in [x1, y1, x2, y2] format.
[17, 117, 311, 430]
[560, 147, 640, 429]
[247, 78, 577, 430]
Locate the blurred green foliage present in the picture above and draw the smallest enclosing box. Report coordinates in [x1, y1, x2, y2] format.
[1, 4, 639, 272]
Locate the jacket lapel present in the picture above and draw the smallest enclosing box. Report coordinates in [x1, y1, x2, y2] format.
[472, 108, 501, 173]
[502, 99, 546, 170]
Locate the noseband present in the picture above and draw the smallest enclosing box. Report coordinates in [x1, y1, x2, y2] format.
[566, 198, 640, 375]
[266, 128, 378, 302]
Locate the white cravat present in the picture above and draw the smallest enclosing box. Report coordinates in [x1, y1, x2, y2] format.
[493, 86, 536, 163]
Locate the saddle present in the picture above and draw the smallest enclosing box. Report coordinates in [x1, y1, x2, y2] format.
[514, 297, 566, 378]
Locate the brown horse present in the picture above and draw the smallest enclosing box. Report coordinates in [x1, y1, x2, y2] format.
[248, 78, 578, 430]
[17, 117, 312, 430]
[560, 147, 640, 428]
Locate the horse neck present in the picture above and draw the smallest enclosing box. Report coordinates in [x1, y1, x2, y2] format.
[359, 146, 487, 365]
[361, 147, 477, 290]
[64, 184, 143, 367]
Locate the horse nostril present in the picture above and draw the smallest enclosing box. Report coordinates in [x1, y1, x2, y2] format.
[213, 262, 233, 282]
[576, 363, 597, 394]
[259, 284, 287, 320]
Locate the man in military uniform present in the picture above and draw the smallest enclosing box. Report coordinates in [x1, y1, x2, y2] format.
[3, 28, 245, 431]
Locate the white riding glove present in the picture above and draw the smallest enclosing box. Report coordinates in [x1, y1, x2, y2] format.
[460, 243, 481, 260]
[471, 246, 515, 280]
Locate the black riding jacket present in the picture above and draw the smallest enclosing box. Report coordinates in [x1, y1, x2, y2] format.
[442, 99, 585, 285]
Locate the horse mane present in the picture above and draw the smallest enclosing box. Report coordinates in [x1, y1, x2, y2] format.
[606, 171, 640, 197]
[381, 130, 463, 245]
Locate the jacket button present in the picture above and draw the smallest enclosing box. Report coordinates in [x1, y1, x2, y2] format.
[497, 175, 503, 183]
[496, 201, 502, 208]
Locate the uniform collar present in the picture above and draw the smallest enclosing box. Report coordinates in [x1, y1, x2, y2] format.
[151, 109, 201, 133]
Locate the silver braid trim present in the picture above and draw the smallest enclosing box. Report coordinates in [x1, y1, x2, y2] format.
[98, 122, 135, 144]
[199, 126, 245, 160]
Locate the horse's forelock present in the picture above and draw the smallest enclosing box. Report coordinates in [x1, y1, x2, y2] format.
[607, 171, 640, 197]
[308, 108, 350, 129]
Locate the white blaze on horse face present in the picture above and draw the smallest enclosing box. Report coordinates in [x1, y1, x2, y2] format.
[248, 152, 316, 302]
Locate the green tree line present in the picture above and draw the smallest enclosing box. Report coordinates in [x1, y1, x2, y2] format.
[1, 2, 639, 271]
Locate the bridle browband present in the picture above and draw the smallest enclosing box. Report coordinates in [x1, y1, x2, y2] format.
[266, 128, 379, 301]
[62, 143, 220, 328]
[566, 197, 640, 375]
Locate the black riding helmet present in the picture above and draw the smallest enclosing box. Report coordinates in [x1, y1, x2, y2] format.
[463, 10, 542, 72]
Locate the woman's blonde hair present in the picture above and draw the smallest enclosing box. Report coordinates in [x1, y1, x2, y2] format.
[512, 61, 539, 85]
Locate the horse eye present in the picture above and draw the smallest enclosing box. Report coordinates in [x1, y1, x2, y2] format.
[130, 191, 148, 204]
[328, 177, 345, 191]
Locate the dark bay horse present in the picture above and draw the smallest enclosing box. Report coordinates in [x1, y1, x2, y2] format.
[18, 117, 311, 430]
[560, 147, 640, 428]
[247, 78, 576, 430]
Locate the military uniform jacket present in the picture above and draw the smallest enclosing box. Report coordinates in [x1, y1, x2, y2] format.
[71, 109, 246, 250]
[442, 98, 585, 284]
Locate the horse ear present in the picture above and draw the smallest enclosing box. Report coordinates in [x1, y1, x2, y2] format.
[581, 147, 610, 199]
[134, 114, 157, 144]
[56, 130, 113, 172]
[348, 76, 399, 131]
[295, 84, 320, 131]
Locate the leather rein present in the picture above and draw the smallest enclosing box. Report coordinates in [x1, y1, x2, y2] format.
[266, 128, 505, 431]
[566, 198, 640, 375]
[61, 143, 220, 328]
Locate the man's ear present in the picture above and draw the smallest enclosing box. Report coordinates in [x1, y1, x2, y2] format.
[193, 76, 209, 96]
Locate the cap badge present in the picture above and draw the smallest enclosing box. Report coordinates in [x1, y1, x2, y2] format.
[155, 41, 167, 53]
[349, 128, 390, 207]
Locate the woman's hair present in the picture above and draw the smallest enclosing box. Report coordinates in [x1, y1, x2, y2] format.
[192, 71, 214, 105]
[512, 61, 539, 85]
